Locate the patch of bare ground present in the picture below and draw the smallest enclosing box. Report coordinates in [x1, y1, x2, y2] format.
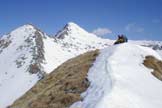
[8, 49, 99, 108]
[143, 56, 162, 81]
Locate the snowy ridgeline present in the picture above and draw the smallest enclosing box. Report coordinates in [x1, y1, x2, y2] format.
[71, 43, 162, 108]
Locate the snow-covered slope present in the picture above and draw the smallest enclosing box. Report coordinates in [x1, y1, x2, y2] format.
[0, 24, 47, 108]
[71, 43, 162, 108]
[55, 22, 112, 51]
[0, 23, 112, 108]
[0, 22, 162, 108]
[43, 22, 112, 73]
[130, 40, 162, 57]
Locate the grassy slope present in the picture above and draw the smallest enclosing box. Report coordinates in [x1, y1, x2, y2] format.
[8, 50, 99, 108]
[143, 56, 162, 81]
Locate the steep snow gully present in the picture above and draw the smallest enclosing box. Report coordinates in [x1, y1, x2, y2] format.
[71, 43, 162, 108]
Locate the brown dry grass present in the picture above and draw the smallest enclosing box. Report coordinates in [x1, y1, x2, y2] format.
[143, 56, 162, 81]
[8, 49, 99, 108]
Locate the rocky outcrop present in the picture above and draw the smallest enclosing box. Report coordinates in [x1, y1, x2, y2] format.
[0, 35, 12, 54]
[28, 30, 46, 78]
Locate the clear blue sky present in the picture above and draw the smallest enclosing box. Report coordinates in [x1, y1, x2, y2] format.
[0, 0, 162, 40]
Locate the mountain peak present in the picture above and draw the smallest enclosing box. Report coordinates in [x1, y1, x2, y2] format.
[64, 22, 88, 33]
[8, 24, 36, 38]
[55, 22, 89, 39]
[65, 22, 81, 29]
[67, 22, 79, 26]
[3, 24, 47, 42]
[22, 23, 35, 27]
[15, 24, 35, 31]
[10, 24, 45, 36]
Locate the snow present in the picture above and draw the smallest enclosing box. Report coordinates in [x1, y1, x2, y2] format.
[55, 22, 113, 51]
[43, 22, 113, 73]
[0, 23, 113, 108]
[42, 36, 75, 73]
[0, 22, 162, 108]
[71, 43, 162, 108]
[129, 40, 162, 57]
[0, 25, 40, 108]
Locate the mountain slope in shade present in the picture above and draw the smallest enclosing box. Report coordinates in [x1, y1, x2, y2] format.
[71, 43, 162, 108]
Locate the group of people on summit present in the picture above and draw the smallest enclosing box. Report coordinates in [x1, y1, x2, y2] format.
[114, 34, 128, 45]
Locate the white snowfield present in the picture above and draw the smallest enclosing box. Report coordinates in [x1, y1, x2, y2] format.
[71, 43, 162, 108]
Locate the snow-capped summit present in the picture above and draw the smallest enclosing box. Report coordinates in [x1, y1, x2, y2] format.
[42, 22, 112, 73]
[55, 22, 105, 41]
[56, 22, 89, 39]
[1, 24, 46, 45]
[55, 22, 112, 52]
[0, 24, 46, 108]
[65, 22, 90, 34]
[0, 24, 46, 75]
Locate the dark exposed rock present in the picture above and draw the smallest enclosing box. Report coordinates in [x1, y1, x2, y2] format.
[27, 30, 45, 78]
[55, 23, 70, 39]
[0, 36, 12, 54]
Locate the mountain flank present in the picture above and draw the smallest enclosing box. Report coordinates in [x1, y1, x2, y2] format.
[0, 23, 111, 108]
[1, 22, 162, 108]
[8, 50, 99, 108]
